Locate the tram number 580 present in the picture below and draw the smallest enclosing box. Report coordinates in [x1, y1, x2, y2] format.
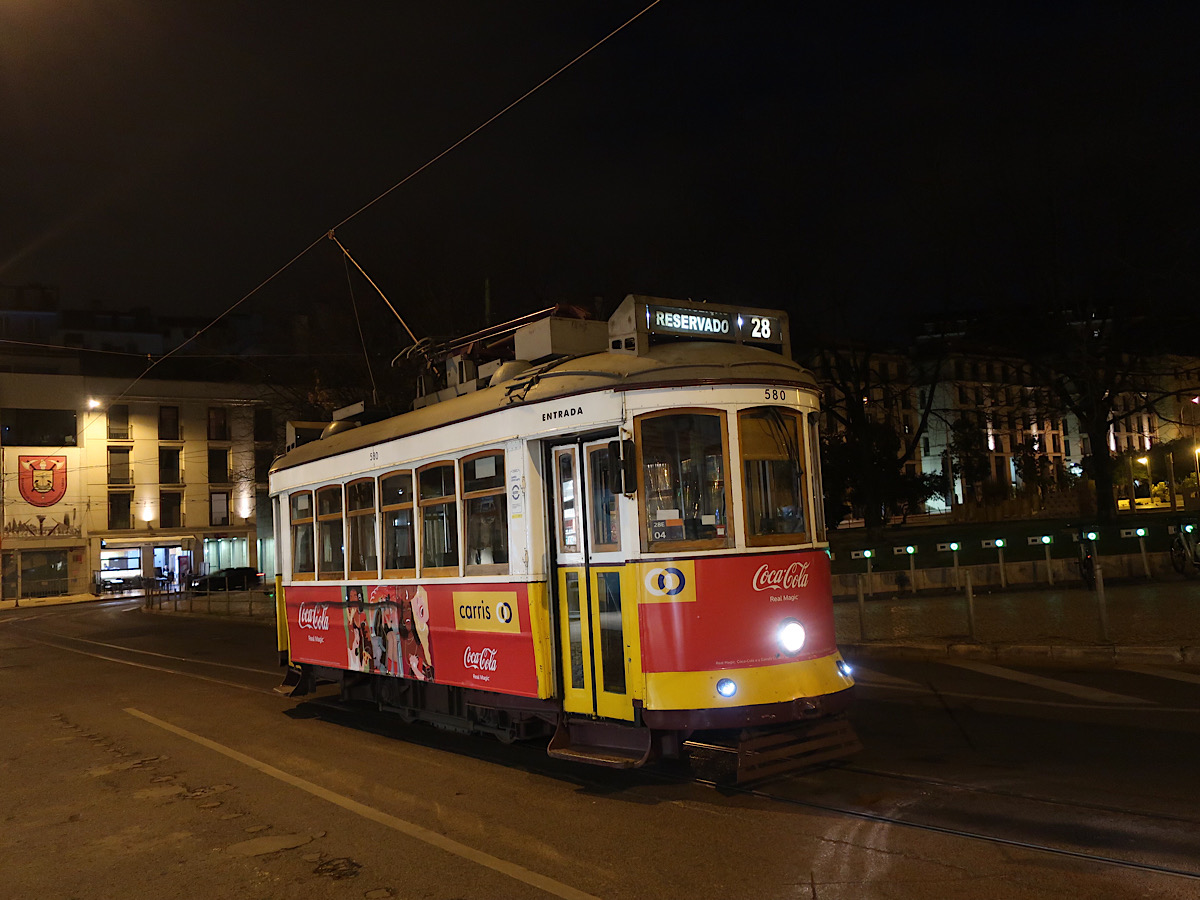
[764, 388, 790, 402]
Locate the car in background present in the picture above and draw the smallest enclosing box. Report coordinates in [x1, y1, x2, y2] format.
[190, 567, 262, 592]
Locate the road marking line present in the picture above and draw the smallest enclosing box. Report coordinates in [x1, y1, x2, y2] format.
[946, 661, 1153, 705]
[125, 708, 600, 900]
[848, 666, 926, 690]
[1122, 666, 1200, 686]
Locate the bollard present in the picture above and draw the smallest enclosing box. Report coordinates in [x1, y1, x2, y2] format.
[866, 557, 874, 597]
[997, 545, 1007, 589]
[1044, 543, 1054, 586]
[952, 548, 960, 590]
[965, 570, 977, 642]
[1095, 562, 1110, 642]
[1138, 536, 1152, 580]
[857, 574, 868, 641]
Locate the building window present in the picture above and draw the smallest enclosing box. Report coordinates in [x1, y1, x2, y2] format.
[254, 447, 273, 484]
[158, 405, 180, 441]
[210, 491, 230, 527]
[159, 447, 182, 485]
[254, 407, 273, 442]
[381, 471, 415, 574]
[109, 492, 133, 529]
[347, 479, 377, 577]
[108, 447, 132, 485]
[208, 407, 229, 441]
[923, 437, 931, 455]
[419, 462, 459, 573]
[208, 448, 229, 484]
[462, 451, 508, 573]
[160, 491, 182, 528]
[316, 486, 344, 579]
[290, 491, 315, 578]
[107, 404, 130, 440]
[0, 408, 77, 446]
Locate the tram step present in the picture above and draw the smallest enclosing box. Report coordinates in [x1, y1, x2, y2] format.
[547, 717, 653, 768]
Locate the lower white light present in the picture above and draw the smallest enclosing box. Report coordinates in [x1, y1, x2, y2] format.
[716, 678, 737, 698]
[836, 659, 853, 678]
[778, 619, 806, 654]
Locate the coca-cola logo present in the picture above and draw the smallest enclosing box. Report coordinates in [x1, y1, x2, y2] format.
[463, 646, 498, 671]
[297, 603, 331, 630]
[752, 561, 810, 591]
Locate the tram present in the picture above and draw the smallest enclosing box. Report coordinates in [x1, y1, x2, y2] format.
[270, 295, 858, 781]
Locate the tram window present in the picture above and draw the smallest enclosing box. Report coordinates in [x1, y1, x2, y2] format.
[290, 491, 315, 578]
[419, 463, 459, 573]
[316, 486, 345, 579]
[346, 479, 378, 578]
[380, 471, 415, 574]
[739, 408, 808, 545]
[554, 448, 579, 552]
[807, 412, 827, 541]
[463, 451, 508, 574]
[587, 446, 620, 551]
[637, 411, 730, 550]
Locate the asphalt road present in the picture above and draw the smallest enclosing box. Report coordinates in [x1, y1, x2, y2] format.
[2, 599, 1199, 899]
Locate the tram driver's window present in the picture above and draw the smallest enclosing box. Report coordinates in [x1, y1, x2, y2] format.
[419, 463, 459, 574]
[637, 412, 729, 549]
[463, 451, 508, 574]
[739, 407, 808, 545]
[290, 491, 315, 579]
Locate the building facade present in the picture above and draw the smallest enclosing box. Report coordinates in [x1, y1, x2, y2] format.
[0, 373, 276, 605]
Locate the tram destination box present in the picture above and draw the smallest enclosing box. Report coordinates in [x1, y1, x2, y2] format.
[607, 294, 790, 358]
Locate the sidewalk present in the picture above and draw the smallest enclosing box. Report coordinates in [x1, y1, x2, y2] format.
[836, 577, 1200, 666]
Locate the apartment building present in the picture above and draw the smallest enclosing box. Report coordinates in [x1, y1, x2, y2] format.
[1, 373, 276, 604]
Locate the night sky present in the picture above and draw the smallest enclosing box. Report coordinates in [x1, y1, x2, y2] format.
[3, 2, 1198, 345]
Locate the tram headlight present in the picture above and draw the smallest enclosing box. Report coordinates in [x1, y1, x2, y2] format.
[778, 618, 806, 655]
[836, 659, 853, 679]
[716, 678, 737, 699]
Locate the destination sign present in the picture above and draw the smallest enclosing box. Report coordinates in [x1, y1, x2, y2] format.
[647, 304, 783, 346]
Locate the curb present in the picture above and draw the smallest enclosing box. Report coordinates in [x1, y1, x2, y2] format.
[841, 640, 1199, 667]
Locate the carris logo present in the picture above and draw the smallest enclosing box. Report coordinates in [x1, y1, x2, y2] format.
[752, 562, 810, 592]
[463, 646, 498, 671]
[297, 604, 330, 630]
[645, 567, 685, 596]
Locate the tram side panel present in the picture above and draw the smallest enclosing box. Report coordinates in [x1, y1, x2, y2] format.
[283, 581, 555, 699]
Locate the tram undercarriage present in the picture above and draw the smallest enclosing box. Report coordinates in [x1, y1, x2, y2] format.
[281, 663, 859, 783]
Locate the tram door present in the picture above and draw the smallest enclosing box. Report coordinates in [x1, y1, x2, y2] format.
[551, 439, 633, 720]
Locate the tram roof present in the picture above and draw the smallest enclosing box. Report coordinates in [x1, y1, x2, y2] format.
[271, 341, 817, 475]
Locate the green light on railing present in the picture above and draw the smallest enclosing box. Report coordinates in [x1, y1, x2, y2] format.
[1086, 531, 1098, 541]
[994, 538, 1006, 549]
[1041, 535, 1052, 544]
[949, 541, 959, 552]
[862, 549, 873, 558]
[1135, 527, 1146, 538]
[906, 545, 915, 555]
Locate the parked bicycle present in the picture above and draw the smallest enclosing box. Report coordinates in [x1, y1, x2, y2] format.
[1170, 522, 1199, 578]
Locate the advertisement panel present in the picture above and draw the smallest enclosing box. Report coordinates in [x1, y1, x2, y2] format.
[285, 582, 540, 697]
[635, 549, 836, 673]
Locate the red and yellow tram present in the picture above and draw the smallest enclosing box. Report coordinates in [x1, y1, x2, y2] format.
[271, 295, 857, 779]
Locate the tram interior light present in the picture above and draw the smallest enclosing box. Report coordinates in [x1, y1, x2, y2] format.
[716, 678, 737, 699]
[778, 619, 806, 654]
